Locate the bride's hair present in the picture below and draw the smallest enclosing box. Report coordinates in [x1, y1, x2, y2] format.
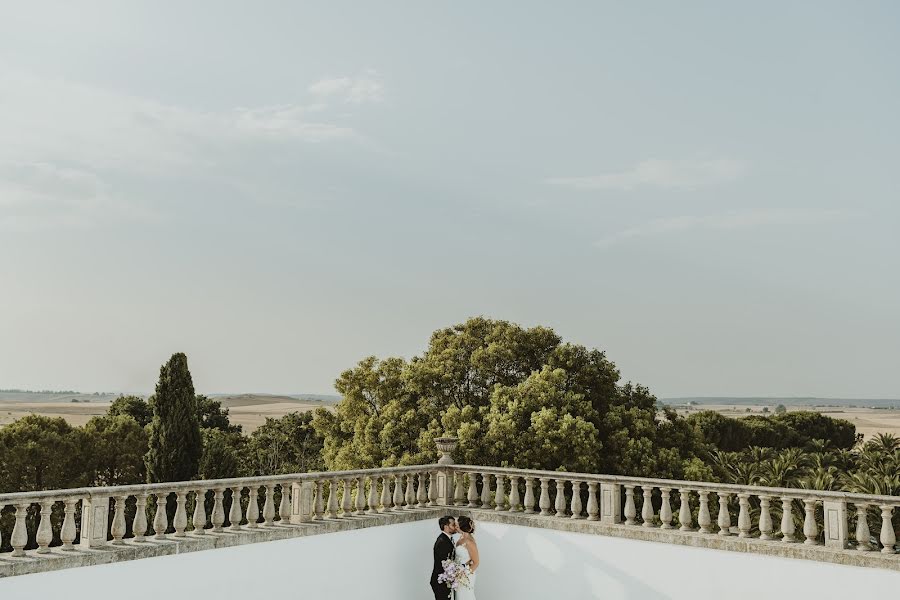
[456, 516, 475, 534]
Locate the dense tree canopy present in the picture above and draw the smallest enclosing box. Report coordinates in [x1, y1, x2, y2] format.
[107, 395, 153, 428]
[145, 353, 202, 483]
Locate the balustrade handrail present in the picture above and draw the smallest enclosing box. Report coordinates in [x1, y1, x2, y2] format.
[0, 463, 442, 504]
[449, 464, 900, 505]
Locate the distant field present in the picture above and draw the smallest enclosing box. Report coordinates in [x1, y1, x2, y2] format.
[0, 393, 336, 433]
[671, 404, 900, 440]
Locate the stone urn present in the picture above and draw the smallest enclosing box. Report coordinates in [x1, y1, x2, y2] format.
[434, 436, 459, 465]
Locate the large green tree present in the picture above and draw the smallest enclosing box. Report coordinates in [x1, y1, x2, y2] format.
[82, 415, 148, 486]
[108, 395, 153, 428]
[145, 353, 202, 483]
[0, 415, 84, 493]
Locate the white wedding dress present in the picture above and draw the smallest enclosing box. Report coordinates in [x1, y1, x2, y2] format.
[453, 542, 477, 600]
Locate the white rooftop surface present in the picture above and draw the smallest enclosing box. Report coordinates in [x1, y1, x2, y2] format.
[2, 519, 897, 599]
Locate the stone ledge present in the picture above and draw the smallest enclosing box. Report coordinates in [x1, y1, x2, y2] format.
[453, 508, 900, 572]
[0, 508, 443, 579]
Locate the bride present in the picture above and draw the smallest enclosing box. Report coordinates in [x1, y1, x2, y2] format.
[454, 516, 480, 599]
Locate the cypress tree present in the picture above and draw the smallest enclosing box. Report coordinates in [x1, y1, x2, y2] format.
[145, 353, 202, 482]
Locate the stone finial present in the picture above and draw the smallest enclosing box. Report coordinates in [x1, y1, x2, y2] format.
[434, 436, 459, 465]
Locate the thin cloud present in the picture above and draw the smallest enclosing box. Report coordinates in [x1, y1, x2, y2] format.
[308, 70, 385, 104]
[595, 209, 847, 247]
[546, 158, 747, 191]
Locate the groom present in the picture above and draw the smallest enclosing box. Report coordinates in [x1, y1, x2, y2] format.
[430, 516, 457, 600]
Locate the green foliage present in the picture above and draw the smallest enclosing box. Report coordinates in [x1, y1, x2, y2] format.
[244, 412, 325, 475]
[688, 410, 857, 452]
[82, 415, 148, 486]
[0, 415, 84, 493]
[315, 317, 704, 478]
[196, 395, 242, 434]
[108, 395, 153, 428]
[145, 353, 202, 483]
[199, 429, 245, 479]
[775, 404, 787, 414]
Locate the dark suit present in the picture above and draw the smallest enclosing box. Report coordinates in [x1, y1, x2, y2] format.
[430, 533, 456, 600]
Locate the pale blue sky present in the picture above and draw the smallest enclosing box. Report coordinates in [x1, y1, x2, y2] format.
[1, 2, 898, 397]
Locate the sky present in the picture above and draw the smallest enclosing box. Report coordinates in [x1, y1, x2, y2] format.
[1, 1, 898, 398]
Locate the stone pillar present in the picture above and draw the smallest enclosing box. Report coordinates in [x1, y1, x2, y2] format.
[356, 477, 368, 515]
[624, 487, 637, 526]
[678, 489, 693, 531]
[570, 481, 584, 519]
[341, 479, 354, 516]
[173, 491, 188, 536]
[327, 479, 340, 518]
[81, 495, 111, 548]
[586, 482, 600, 521]
[426, 472, 438, 508]
[554, 479, 567, 518]
[212, 488, 226, 531]
[111, 495, 127, 543]
[480, 473, 492, 508]
[879, 505, 896, 554]
[316, 480, 326, 518]
[494, 475, 506, 511]
[780, 497, 796, 542]
[523, 477, 536, 514]
[508, 476, 522, 512]
[247, 486, 261, 527]
[758, 496, 774, 540]
[192, 489, 207, 534]
[803, 499, 818, 545]
[154, 492, 169, 538]
[133, 493, 149, 541]
[229, 487, 243, 529]
[61, 497, 79, 549]
[291, 481, 315, 524]
[467, 473, 479, 508]
[416, 473, 428, 508]
[600, 483, 621, 525]
[716, 492, 731, 536]
[539, 478, 552, 516]
[264, 484, 278, 525]
[823, 499, 848, 549]
[367, 477, 379, 514]
[281, 484, 294, 522]
[36, 499, 55, 552]
[379, 476, 391, 512]
[392, 475, 404, 510]
[737, 493, 751, 538]
[855, 503, 872, 551]
[435, 437, 458, 507]
[453, 473, 466, 506]
[404, 474, 416, 509]
[698, 492, 712, 534]
[10, 503, 29, 556]
[659, 488, 673, 529]
[641, 486, 655, 527]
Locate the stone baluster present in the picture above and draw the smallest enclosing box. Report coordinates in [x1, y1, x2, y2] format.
[879, 505, 896, 554]
[758, 496, 774, 540]
[212, 488, 226, 531]
[587, 482, 600, 521]
[624, 487, 637, 526]
[659, 488, 673, 529]
[698, 491, 712, 534]
[247, 486, 261, 527]
[111, 495, 127, 544]
[263, 484, 277, 525]
[154, 492, 169, 537]
[229, 487, 243, 529]
[173, 491, 188, 536]
[570, 480, 584, 519]
[427, 472, 438, 507]
[280, 484, 292, 522]
[678, 489, 693, 531]
[780, 497, 796, 542]
[555, 479, 567, 518]
[467, 473, 479, 508]
[417, 473, 428, 508]
[341, 479, 354, 516]
[480, 473, 492, 508]
[738, 493, 752, 538]
[61, 497, 79, 549]
[356, 477, 368, 515]
[539, 478, 552, 516]
[10, 503, 29, 556]
[379, 476, 391, 512]
[132, 493, 148, 541]
[453, 473, 466, 506]
[315, 480, 326, 518]
[192, 489, 207, 534]
[367, 477, 379, 514]
[716, 492, 731, 536]
[392, 475, 404, 510]
[400, 474, 412, 509]
[523, 477, 536, 514]
[494, 475, 506, 511]
[36, 499, 55, 552]
[855, 504, 871, 551]
[803, 499, 818, 545]
[324, 479, 338, 518]
[509, 476, 522, 512]
[641, 486, 655, 527]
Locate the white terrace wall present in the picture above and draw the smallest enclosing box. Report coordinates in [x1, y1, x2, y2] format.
[2, 519, 898, 600]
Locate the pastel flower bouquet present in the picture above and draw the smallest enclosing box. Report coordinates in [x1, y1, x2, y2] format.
[437, 558, 472, 591]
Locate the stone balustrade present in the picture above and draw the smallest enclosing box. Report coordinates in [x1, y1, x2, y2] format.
[0, 464, 442, 566]
[2, 451, 898, 578]
[446, 466, 900, 556]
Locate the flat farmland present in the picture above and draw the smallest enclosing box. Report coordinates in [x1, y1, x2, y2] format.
[672, 404, 900, 440]
[0, 394, 334, 433]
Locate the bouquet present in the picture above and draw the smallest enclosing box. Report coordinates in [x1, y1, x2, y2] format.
[437, 558, 472, 591]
